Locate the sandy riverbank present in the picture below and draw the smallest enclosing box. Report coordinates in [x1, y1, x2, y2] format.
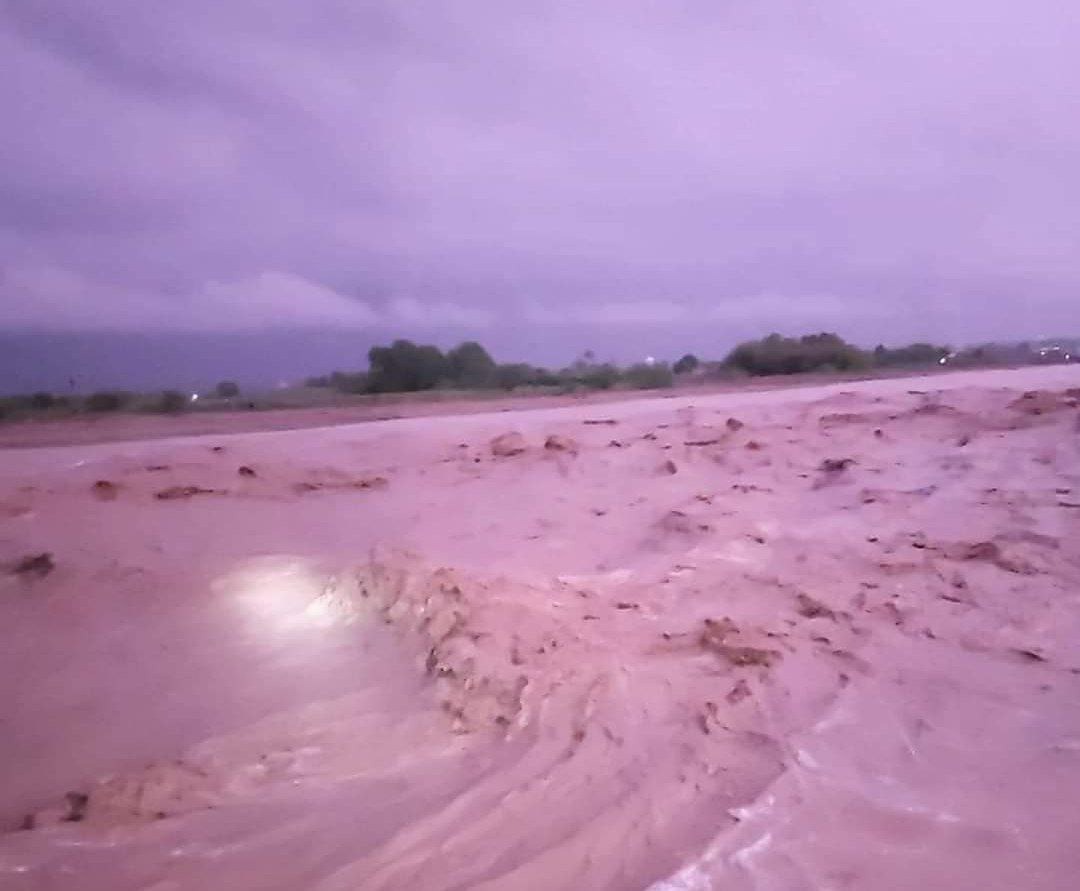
[0, 366, 959, 450]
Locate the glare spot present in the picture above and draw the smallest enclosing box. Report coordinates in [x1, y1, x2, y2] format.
[216, 557, 367, 636]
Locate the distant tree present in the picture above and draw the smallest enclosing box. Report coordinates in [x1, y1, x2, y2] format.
[304, 375, 331, 388]
[531, 366, 560, 386]
[30, 391, 56, 410]
[624, 362, 674, 389]
[493, 363, 532, 390]
[490, 363, 560, 391]
[85, 391, 130, 412]
[157, 390, 188, 413]
[446, 341, 496, 388]
[725, 332, 868, 376]
[367, 339, 449, 393]
[215, 380, 240, 398]
[672, 354, 700, 375]
[570, 349, 597, 373]
[579, 363, 621, 390]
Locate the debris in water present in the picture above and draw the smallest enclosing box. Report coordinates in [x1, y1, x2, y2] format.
[962, 541, 1001, 561]
[91, 479, 119, 500]
[820, 457, 856, 473]
[726, 678, 752, 704]
[155, 486, 217, 500]
[63, 792, 89, 823]
[796, 592, 835, 620]
[699, 617, 778, 667]
[12, 552, 55, 578]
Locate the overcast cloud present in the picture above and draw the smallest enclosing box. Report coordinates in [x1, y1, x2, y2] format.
[2, 1, 1079, 372]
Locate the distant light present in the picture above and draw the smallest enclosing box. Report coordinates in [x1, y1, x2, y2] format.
[190, 393, 199, 402]
[645, 356, 656, 366]
[938, 357, 947, 365]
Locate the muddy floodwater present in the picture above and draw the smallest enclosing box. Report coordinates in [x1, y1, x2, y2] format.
[2, 365, 1080, 889]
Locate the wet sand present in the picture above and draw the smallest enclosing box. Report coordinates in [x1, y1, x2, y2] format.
[1, 365, 1079, 889]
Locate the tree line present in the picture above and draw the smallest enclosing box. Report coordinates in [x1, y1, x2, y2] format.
[720, 334, 1073, 376]
[0, 380, 243, 420]
[305, 339, 678, 395]
[722, 332, 953, 376]
[3, 332, 1068, 422]
[303, 334, 962, 397]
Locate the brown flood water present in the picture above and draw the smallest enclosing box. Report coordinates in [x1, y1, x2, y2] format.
[2, 365, 1080, 889]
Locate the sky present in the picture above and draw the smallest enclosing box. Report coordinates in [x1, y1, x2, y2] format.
[2, 1, 1079, 390]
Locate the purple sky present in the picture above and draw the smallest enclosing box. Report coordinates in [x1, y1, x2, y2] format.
[2, 2, 1079, 386]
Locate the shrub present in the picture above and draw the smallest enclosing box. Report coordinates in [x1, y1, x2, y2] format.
[672, 354, 700, 375]
[489, 364, 527, 390]
[157, 390, 188, 413]
[578, 363, 621, 390]
[493, 363, 559, 390]
[872, 343, 950, 367]
[947, 342, 1033, 367]
[535, 368, 560, 386]
[624, 362, 674, 389]
[329, 370, 368, 393]
[30, 391, 56, 410]
[215, 380, 240, 398]
[85, 391, 129, 412]
[702, 361, 748, 381]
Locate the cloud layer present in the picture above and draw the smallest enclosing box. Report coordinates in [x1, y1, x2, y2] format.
[3, 1, 1080, 351]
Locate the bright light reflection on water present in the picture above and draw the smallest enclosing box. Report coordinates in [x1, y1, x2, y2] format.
[215, 557, 370, 636]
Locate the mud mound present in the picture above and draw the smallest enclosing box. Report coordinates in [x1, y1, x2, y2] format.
[354, 555, 596, 733]
[490, 432, 527, 457]
[544, 434, 578, 454]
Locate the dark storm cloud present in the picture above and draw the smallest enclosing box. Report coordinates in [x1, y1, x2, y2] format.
[2, 1, 1079, 351]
